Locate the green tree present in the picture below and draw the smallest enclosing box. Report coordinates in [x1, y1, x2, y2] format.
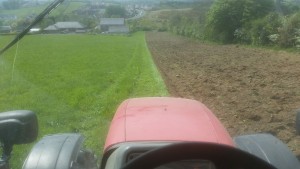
[105, 5, 126, 18]
[16, 18, 32, 31]
[167, 1, 212, 39]
[250, 12, 283, 45]
[205, 0, 274, 43]
[278, 12, 300, 47]
[80, 16, 97, 29]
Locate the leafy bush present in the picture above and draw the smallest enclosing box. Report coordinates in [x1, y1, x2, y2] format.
[249, 13, 283, 45]
[105, 5, 127, 18]
[295, 29, 300, 49]
[233, 28, 251, 44]
[167, 1, 211, 40]
[128, 19, 158, 32]
[278, 12, 300, 48]
[205, 0, 274, 43]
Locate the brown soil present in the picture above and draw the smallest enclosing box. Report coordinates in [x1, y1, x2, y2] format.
[146, 32, 300, 156]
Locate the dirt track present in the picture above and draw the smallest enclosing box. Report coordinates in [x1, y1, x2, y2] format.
[146, 32, 300, 155]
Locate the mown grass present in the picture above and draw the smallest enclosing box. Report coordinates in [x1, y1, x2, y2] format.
[0, 32, 168, 168]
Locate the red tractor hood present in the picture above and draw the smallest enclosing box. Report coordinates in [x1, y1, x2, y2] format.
[104, 97, 234, 151]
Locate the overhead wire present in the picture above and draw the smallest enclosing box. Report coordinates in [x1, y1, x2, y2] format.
[0, 0, 65, 56]
[11, 38, 19, 82]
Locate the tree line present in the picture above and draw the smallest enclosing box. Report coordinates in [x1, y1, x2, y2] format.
[132, 0, 300, 49]
[204, 0, 300, 48]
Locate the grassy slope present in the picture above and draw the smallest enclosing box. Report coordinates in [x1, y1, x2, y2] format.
[0, 32, 168, 168]
[0, 5, 47, 17]
[0, 2, 84, 18]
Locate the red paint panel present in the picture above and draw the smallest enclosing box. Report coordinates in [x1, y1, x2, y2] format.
[104, 97, 234, 152]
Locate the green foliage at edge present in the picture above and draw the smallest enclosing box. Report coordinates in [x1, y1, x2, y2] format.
[144, 0, 300, 49]
[205, 0, 274, 43]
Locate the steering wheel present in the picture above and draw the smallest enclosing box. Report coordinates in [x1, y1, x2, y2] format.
[121, 142, 277, 169]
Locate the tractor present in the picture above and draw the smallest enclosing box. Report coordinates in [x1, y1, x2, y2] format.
[1, 97, 300, 169]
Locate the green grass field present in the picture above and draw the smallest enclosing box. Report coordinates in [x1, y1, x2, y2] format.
[0, 32, 168, 168]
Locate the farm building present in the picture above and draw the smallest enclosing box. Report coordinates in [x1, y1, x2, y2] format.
[29, 28, 41, 34]
[0, 14, 17, 21]
[108, 25, 129, 33]
[43, 22, 85, 34]
[0, 26, 12, 34]
[99, 18, 129, 34]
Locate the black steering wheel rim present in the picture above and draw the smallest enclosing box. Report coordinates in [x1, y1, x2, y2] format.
[121, 142, 277, 169]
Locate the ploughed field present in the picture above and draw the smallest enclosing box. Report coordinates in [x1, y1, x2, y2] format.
[146, 32, 300, 156]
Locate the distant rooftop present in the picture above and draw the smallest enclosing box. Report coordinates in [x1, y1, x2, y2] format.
[0, 14, 17, 20]
[44, 25, 57, 31]
[100, 18, 125, 25]
[0, 26, 11, 30]
[108, 25, 129, 33]
[54, 22, 84, 29]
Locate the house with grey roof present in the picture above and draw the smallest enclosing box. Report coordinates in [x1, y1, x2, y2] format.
[99, 18, 129, 34]
[108, 25, 129, 34]
[0, 14, 17, 21]
[44, 22, 85, 34]
[0, 26, 12, 34]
